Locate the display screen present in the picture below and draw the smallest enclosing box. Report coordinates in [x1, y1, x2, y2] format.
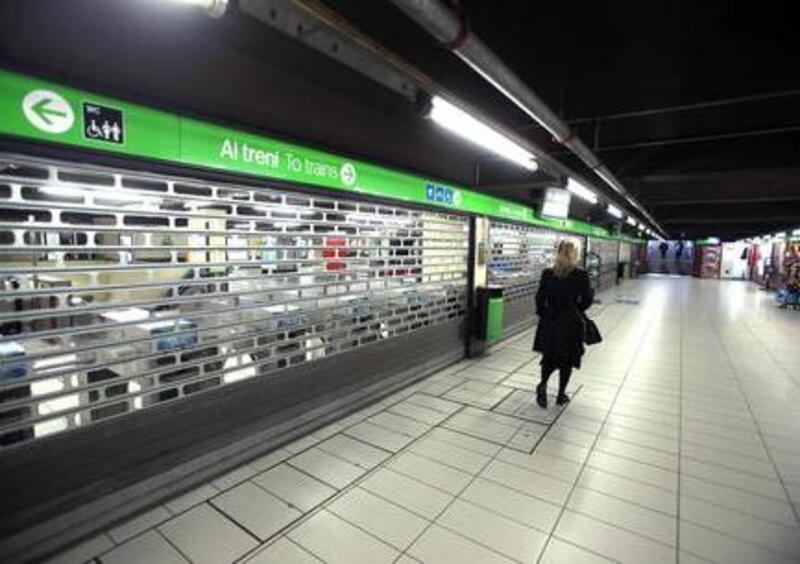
[541, 188, 571, 220]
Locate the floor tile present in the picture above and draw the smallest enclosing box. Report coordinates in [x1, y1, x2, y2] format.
[388, 451, 472, 495]
[497, 448, 583, 483]
[536, 436, 591, 463]
[327, 487, 429, 550]
[680, 474, 798, 526]
[679, 520, 798, 564]
[252, 464, 336, 512]
[586, 449, 678, 491]
[680, 495, 800, 557]
[425, 427, 503, 457]
[481, 459, 572, 506]
[359, 467, 454, 519]
[101, 531, 188, 564]
[158, 504, 258, 564]
[443, 411, 519, 443]
[315, 433, 390, 469]
[369, 411, 431, 437]
[460, 477, 561, 533]
[389, 401, 449, 425]
[539, 537, 617, 564]
[681, 457, 787, 500]
[554, 509, 676, 564]
[594, 436, 678, 471]
[288, 510, 399, 564]
[567, 486, 677, 545]
[409, 524, 515, 564]
[408, 436, 492, 474]
[437, 499, 549, 562]
[211, 481, 301, 541]
[404, 394, 463, 415]
[242, 538, 322, 563]
[344, 420, 414, 452]
[577, 467, 677, 515]
[288, 447, 365, 489]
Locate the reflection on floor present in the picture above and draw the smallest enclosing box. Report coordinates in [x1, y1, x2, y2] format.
[53, 278, 800, 564]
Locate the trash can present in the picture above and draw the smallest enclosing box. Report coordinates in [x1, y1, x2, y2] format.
[616, 262, 626, 283]
[486, 287, 504, 343]
[469, 285, 505, 357]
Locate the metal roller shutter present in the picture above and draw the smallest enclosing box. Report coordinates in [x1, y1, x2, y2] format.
[487, 221, 580, 335]
[0, 153, 470, 449]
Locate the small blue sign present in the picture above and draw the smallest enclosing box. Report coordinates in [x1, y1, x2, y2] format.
[425, 183, 435, 201]
[424, 183, 458, 206]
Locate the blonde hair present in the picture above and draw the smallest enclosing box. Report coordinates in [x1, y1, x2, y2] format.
[553, 239, 579, 278]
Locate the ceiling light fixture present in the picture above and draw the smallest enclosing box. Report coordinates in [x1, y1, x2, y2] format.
[607, 204, 623, 219]
[428, 96, 538, 171]
[566, 179, 598, 204]
[169, 0, 228, 18]
[626, 217, 637, 227]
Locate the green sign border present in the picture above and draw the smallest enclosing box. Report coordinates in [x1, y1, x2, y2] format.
[0, 68, 642, 242]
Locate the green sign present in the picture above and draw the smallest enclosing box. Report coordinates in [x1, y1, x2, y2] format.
[0, 68, 619, 238]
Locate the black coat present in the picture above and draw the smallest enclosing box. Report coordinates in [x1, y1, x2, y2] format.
[533, 268, 594, 368]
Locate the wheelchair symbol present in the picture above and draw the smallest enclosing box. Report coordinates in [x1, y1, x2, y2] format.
[86, 119, 103, 139]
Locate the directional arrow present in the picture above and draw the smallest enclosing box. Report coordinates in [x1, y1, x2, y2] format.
[31, 97, 67, 125]
[22, 89, 74, 134]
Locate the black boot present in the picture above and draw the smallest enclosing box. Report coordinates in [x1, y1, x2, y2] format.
[557, 366, 572, 406]
[536, 383, 548, 409]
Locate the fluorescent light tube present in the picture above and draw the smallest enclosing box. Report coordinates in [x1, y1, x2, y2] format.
[566, 179, 598, 204]
[170, 0, 228, 17]
[626, 217, 637, 226]
[429, 96, 538, 171]
[607, 204, 623, 219]
[793, 229, 800, 236]
[774, 232, 786, 238]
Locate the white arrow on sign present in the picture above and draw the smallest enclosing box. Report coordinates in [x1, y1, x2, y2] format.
[22, 89, 74, 134]
[339, 162, 357, 187]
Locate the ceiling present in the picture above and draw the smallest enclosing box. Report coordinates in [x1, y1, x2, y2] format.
[1, 0, 798, 240]
[326, 0, 800, 240]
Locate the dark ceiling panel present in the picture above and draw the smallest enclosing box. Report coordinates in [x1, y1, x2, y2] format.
[0, 0, 532, 194]
[2, 0, 798, 238]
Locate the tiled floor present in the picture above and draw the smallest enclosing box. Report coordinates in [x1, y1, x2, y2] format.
[52, 277, 800, 564]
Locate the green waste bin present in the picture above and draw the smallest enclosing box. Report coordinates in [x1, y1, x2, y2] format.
[486, 286, 504, 343]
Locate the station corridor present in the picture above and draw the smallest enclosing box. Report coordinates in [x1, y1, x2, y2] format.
[50, 277, 800, 564]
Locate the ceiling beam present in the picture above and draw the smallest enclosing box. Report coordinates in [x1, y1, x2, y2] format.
[565, 89, 800, 125]
[660, 216, 799, 225]
[648, 195, 800, 206]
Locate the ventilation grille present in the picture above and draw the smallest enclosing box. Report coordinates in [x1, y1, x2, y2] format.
[0, 154, 469, 448]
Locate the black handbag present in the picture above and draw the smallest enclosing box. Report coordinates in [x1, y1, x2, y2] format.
[583, 314, 602, 345]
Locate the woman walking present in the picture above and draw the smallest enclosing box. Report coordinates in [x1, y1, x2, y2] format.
[533, 240, 594, 408]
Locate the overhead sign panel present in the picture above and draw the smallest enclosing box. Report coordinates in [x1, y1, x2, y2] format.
[0, 68, 619, 239]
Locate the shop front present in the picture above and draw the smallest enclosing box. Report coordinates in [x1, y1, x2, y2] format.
[0, 68, 637, 557]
